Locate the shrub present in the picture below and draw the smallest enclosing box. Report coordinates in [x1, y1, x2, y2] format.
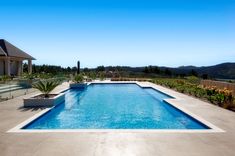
[217, 88, 233, 108]
[186, 76, 200, 84]
[0, 75, 11, 82]
[88, 72, 97, 80]
[193, 87, 203, 97]
[204, 86, 217, 96]
[176, 79, 185, 85]
[176, 85, 185, 93]
[74, 74, 84, 83]
[207, 95, 217, 104]
[32, 80, 61, 98]
[23, 73, 35, 80]
[152, 78, 235, 111]
[204, 87, 233, 108]
[99, 72, 105, 81]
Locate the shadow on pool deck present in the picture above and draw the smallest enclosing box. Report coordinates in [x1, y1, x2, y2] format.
[18, 106, 47, 112]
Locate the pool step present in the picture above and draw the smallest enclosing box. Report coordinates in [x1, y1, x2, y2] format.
[0, 84, 19, 90]
[0, 85, 24, 94]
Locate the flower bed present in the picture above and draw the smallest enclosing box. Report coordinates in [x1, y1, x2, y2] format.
[151, 78, 235, 110]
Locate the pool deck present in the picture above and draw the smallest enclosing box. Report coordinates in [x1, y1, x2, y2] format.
[1, 81, 235, 156]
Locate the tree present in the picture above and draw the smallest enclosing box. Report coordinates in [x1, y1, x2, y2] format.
[23, 63, 28, 73]
[154, 67, 160, 74]
[164, 68, 172, 76]
[96, 66, 105, 72]
[143, 67, 149, 73]
[71, 66, 78, 73]
[83, 67, 89, 73]
[190, 69, 198, 77]
[149, 66, 153, 73]
[66, 67, 71, 73]
[201, 74, 208, 79]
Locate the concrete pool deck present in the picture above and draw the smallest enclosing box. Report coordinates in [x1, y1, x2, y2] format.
[1, 81, 235, 155]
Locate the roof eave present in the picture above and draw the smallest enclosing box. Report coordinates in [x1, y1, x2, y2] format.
[0, 47, 7, 56]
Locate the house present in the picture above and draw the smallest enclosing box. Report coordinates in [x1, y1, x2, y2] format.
[0, 39, 35, 76]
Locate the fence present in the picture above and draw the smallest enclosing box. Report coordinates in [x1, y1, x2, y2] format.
[201, 80, 235, 96]
[0, 79, 37, 102]
[0, 77, 68, 102]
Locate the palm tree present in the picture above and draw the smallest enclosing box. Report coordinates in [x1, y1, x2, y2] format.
[32, 80, 61, 98]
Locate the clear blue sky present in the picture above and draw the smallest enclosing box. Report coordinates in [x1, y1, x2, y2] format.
[1, 0, 235, 68]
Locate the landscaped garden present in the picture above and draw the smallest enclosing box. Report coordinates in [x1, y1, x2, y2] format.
[1, 65, 235, 112]
[151, 76, 235, 111]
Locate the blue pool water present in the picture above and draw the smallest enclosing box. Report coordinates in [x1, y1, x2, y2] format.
[24, 84, 209, 129]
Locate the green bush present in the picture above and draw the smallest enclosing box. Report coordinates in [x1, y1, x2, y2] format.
[99, 72, 105, 81]
[176, 85, 185, 93]
[32, 80, 61, 98]
[22, 73, 34, 80]
[74, 74, 84, 83]
[152, 78, 235, 110]
[215, 93, 225, 106]
[207, 95, 217, 104]
[0, 75, 11, 82]
[186, 76, 200, 84]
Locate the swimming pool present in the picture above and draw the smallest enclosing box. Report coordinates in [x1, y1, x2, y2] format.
[23, 83, 209, 129]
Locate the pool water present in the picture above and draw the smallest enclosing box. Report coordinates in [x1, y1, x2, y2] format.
[24, 84, 209, 129]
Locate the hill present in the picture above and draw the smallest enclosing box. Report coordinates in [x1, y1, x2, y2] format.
[101, 63, 235, 79]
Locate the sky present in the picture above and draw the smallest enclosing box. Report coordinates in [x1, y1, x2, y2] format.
[0, 0, 235, 68]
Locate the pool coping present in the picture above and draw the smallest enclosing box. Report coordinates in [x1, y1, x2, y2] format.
[7, 81, 225, 133]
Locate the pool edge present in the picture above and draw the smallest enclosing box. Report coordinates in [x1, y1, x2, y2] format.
[7, 81, 225, 133]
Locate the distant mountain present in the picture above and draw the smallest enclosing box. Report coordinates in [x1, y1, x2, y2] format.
[164, 63, 234, 79]
[163, 63, 235, 79]
[32, 62, 235, 79]
[195, 63, 235, 79]
[178, 65, 197, 69]
[101, 63, 235, 79]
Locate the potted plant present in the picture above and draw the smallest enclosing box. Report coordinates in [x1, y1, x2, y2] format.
[24, 80, 65, 107]
[70, 74, 87, 89]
